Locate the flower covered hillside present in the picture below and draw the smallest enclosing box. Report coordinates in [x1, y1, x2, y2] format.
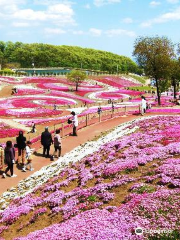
[0, 116, 179, 240]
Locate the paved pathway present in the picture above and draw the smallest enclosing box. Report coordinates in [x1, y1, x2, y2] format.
[0, 112, 176, 195]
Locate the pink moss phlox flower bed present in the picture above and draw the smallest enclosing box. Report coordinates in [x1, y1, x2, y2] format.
[118, 89, 143, 96]
[24, 77, 62, 84]
[95, 76, 140, 88]
[36, 83, 69, 91]
[95, 89, 143, 100]
[2, 109, 63, 118]
[0, 116, 179, 239]
[0, 128, 22, 138]
[0, 97, 75, 109]
[47, 90, 94, 104]
[147, 108, 180, 113]
[0, 122, 23, 138]
[0, 77, 23, 84]
[15, 115, 71, 126]
[24, 77, 102, 89]
[95, 92, 124, 100]
[15, 89, 46, 95]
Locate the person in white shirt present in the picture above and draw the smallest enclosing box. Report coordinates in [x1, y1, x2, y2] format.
[141, 96, 147, 115]
[22, 141, 34, 172]
[71, 111, 78, 136]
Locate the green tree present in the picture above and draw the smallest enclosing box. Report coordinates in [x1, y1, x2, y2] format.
[67, 70, 86, 91]
[133, 36, 175, 105]
[0, 51, 3, 70]
[169, 59, 180, 99]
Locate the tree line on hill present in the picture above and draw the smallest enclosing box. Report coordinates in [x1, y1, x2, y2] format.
[0, 41, 141, 74]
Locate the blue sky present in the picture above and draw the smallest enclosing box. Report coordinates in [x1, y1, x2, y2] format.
[0, 0, 180, 59]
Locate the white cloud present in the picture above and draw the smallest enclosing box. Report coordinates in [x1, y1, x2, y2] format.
[0, 2, 76, 27]
[122, 17, 133, 23]
[12, 9, 47, 21]
[0, 0, 25, 5]
[0, 0, 24, 14]
[12, 22, 30, 27]
[89, 28, 102, 36]
[44, 28, 66, 34]
[141, 6, 180, 27]
[150, 1, 161, 7]
[167, 0, 179, 3]
[33, 0, 59, 5]
[72, 30, 84, 35]
[84, 4, 91, 9]
[94, 0, 121, 7]
[47, 3, 73, 15]
[105, 28, 136, 37]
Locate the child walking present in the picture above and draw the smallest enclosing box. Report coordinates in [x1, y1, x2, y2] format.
[22, 141, 34, 172]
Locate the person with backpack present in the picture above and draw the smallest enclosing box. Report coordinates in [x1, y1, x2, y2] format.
[16, 131, 26, 166]
[2, 141, 17, 178]
[52, 129, 62, 160]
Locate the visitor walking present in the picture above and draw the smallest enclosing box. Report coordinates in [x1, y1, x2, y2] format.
[22, 141, 34, 172]
[52, 129, 62, 159]
[112, 102, 115, 112]
[16, 131, 26, 166]
[2, 141, 16, 178]
[71, 111, 78, 136]
[97, 107, 102, 115]
[31, 122, 36, 133]
[41, 127, 53, 157]
[141, 96, 147, 115]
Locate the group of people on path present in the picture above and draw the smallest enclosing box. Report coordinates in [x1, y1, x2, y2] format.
[41, 127, 61, 159]
[2, 131, 34, 178]
[1, 111, 79, 178]
[40, 111, 78, 159]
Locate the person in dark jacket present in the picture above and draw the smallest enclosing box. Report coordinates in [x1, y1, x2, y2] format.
[16, 131, 26, 165]
[2, 141, 16, 178]
[41, 127, 53, 157]
[31, 122, 36, 133]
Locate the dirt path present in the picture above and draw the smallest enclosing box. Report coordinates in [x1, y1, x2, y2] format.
[1, 119, 31, 132]
[0, 85, 12, 98]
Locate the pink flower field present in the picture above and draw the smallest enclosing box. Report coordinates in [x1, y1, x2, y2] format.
[0, 116, 179, 239]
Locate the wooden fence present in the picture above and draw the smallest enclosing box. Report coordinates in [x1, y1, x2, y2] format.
[0, 104, 141, 169]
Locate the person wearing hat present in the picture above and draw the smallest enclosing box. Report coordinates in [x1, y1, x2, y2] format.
[41, 127, 53, 158]
[71, 111, 78, 136]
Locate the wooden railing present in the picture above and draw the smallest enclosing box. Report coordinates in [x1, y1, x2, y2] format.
[53, 104, 141, 138]
[0, 104, 141, 169]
